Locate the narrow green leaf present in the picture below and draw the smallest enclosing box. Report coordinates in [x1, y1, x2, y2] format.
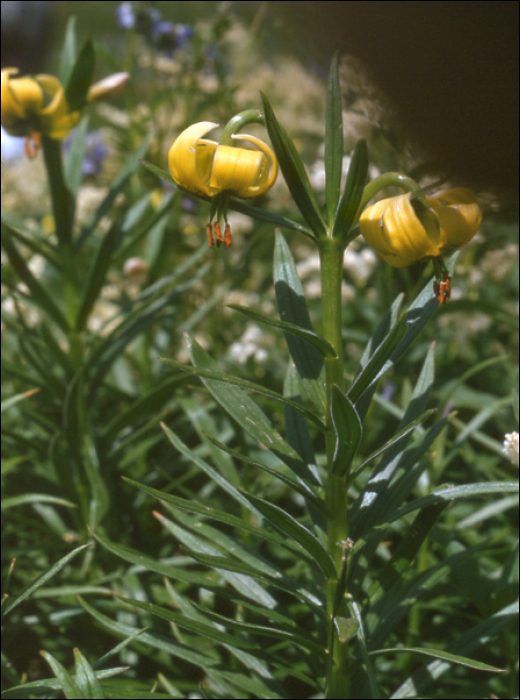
[2, 228, 69, 332]
[228, 198, 315, 239]
[1, 388, 40, 415]
[101, 375, 187, 442]
[392, 600, 517, 698]
[76, 134, 152, 250]
[178, 548, 322, 610]
[325, 52, 344, 227]
[193, 604, 326, 657]
[78, 596, 219, 670]
[274, 231, 327, 414]
[158, 509, 279, 609]
[139, 159, 177, 188]
[207, 669, 285, 700]
[40, 322, 75, 376]
[261, 93, 326, 237]
[73, 649, 105, 699]
[116, 596, 260, 653]
[228, 304, 337, 358]
[64, 38, 95, 111]
[353, 409, 436, 475]
[239, 490, 337, 580]
[1, 211, 61, 268]
[283, 363, 321, 488]
[332, 138, 369, 241]
[58, 16, 77, 86]
[161, 357, 325, 431]
[160, 423, 255, 513]
[331, 385, 363, 477]
[18, 335, 65, 396]
[139, 160, 315, 239]
[386, 252, 459, 373]
[123, 476, 308, 552]
[184, 333, 320, 485]
[391, 481, 519, 524]
[64, 115, 89, 196]
[86, 294, 176, 398]
[347, 314, 406, 405]
[40, 652, 83, 699]
[1, 494, 75, 511]
[92, 527, 228, 591]
[2, 544, 91, 618]
[75, 222, 121, 331]
[368, 501, 448, 604]
[202, 433, 327, 514]
[372, 646, 504, 672]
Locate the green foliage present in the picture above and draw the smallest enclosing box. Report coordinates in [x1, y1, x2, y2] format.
[2, 7, 518, 700]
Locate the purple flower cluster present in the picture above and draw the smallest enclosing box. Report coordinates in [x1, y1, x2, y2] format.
[116, 2, 193, 55]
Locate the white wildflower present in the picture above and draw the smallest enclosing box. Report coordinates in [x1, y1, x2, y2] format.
[503, 432, 519, 467]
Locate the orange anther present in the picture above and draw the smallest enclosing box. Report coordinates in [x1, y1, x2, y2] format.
[224, 222, 232, 249]
[206, 224, 215, 248]
[215, 222, 224, 248]
[434, 271, 451, 304]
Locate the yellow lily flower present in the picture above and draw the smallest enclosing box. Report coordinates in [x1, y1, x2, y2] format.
[359, 188, 482, 268]
[168, 121, 278, 247]
[1, 68, 80, 140]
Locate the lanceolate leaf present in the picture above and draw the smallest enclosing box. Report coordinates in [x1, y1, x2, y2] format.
[332, 138, 369, 242]
[139, 161, 314, 239]
[274, 231, 327, 414]
[65, 38, 95, 111]
[331, 386, 363, 477]
[179, 548, 323, 611]
[370, 646, 504, 672]
[160, 356, 325, 431]
[347, 315, 406, 405]
[123, 476, 317, 553]
[228, 304, 337, 358]
[160, 423, 256, 513]
[192, 604, 326, 657]
[240, 490, 337, 581]
[202, 433, 327, 515]
[75, 221, 121, 331]
[185, 333, 320, 486]
[283, 363, 322, 490]
[2, 228, 69, 332]
[325, 52, 344, 227]
[261, 93, 326, 238]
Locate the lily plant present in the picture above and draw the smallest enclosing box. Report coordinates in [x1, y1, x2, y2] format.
[130, 54, 508, 700]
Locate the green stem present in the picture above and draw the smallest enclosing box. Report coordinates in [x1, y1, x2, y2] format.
[320, 236, 350, 698]
[358, 172, 428, 212]
[41, 137, 81, 364]
[219, 109, 266, 146]
[41, 137, 75, 248]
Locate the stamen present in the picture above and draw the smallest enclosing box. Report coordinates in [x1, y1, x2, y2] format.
[24, 133, 41, 159]
[206, 223, 215, 248]
[224, 222, 232, 249]
[215, 222, 224, 248]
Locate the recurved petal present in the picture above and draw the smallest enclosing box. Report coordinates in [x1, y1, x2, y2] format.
[168, 121, 219, 197]
[359, 195, 429, 267]
[429, 188, 482, 251]
[36, 74, 80, 138]
[1, 68, 43, 130]
[229, 133, 278, 197]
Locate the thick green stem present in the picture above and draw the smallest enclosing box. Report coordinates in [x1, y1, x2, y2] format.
[41, 137, 75, 248]
[41, 137, 81, 361]
[320, 236, 350, 698]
